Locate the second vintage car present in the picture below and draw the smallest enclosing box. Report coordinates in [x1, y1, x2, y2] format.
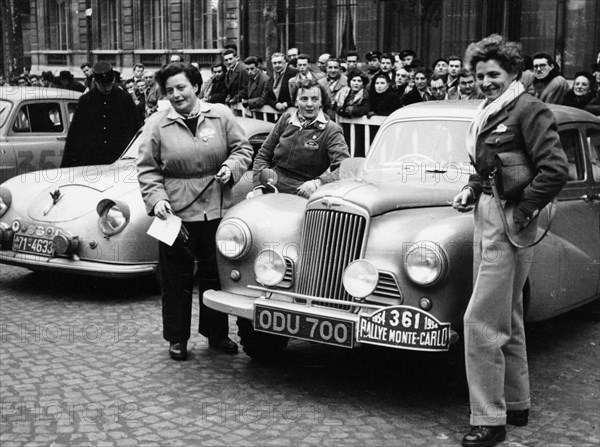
[0, 117, 273, 277]
[0, 86, 81, 183]
[204, 101, 600, 359]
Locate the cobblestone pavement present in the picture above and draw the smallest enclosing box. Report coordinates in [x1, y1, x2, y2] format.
[1, 265, 599, 447]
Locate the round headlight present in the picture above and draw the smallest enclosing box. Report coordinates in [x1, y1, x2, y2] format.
[254, 249, 286, 286]
[404, 241, 448, 286]
[343, 259, 379, 299]
[98, 204, 128, 236]
[0, 189, 11, 218]
[216, 219, 251, 259]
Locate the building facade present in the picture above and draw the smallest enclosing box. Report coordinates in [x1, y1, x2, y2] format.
[3, 0, 599, 80]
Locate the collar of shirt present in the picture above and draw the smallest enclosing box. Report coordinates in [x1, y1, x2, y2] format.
[165, 100, 218, 123]
[289, 109, 327, 128]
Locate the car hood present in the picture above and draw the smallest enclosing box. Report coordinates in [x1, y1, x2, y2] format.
[310, 179, 457, 216]
[27, 162, 138, 222]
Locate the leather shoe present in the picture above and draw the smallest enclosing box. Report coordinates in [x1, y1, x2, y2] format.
[209, 337, 238, 354]
[507, 409, 529, 426]
[462, 425, 506, 447]
[169, 342, 187, 360]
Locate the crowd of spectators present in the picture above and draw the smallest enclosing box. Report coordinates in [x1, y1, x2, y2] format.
[2, 45, 598, 124]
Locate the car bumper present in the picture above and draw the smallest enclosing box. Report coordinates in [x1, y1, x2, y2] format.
[0, 250, 157, 278]
[204, 289, 458, 351]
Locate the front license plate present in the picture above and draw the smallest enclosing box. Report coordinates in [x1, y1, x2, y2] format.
[254, 305, 354, 348]
[12, 234, 54, 257]
[357, 305, 451, 352]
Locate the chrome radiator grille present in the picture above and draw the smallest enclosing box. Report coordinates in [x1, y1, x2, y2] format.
[297, 209, 367, 309]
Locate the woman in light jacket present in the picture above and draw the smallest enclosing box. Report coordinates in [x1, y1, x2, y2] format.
[452, 35, 568, 447]
[137, 63, 252, 360]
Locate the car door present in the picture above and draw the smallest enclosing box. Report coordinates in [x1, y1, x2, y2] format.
[0, 99, 17, 182]
[585, 125, 600, 294]
[549, 124, 600, 311]
[8, 100, 68, 175]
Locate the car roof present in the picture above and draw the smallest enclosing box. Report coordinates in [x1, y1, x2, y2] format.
[387, 99, 600, 125]
[235, 116, 275, 135]
[0, 86, 82, 102]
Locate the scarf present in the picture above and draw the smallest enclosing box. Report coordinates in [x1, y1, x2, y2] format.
[466, 80, 525, 159]
[334, 86, 364, 108]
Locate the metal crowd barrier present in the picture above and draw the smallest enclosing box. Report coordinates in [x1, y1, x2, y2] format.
[230, 104, 387, 157]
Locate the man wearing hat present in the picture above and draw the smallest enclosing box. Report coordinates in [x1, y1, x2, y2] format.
[365, 51, 382, 81]
[56, 70, 85, 92]
[61, 61, 141, 168]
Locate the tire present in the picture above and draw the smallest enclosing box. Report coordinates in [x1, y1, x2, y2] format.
[236, 318, 289, 361]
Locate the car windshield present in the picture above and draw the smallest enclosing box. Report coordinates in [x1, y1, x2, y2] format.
[120, 132, 142, 160]
[0, 100, 12, 129]
[365, 119, 473, 174]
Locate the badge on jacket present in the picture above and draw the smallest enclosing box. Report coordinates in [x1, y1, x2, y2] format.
[199, 128, 216, 142]
[304, 140, 319, 149]
[492, 123, 508, 134]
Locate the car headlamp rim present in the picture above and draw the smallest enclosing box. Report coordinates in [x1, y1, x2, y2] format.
[215, 218, 252, 259]
[404, 241, 448, 286]
[98, 203, 129, 236]
[254, 249, 286, 286]
[342, 259, 379, 299]
[0, 187, 11, 218]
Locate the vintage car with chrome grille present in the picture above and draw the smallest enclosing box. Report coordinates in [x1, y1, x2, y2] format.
[0, 117, 273, 277]
[204, 101, 600, 359]
[0, 86, 81, 183]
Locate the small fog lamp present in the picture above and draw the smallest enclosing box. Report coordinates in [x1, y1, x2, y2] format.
[342, 259, 379, 299]
[254, 249, 286, 286]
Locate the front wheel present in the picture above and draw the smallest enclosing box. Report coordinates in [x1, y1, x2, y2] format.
[237, 318, 288, 361]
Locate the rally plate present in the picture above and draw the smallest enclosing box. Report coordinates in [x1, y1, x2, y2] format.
[254, 304, 354, 348]
[357, 305, 451, 352]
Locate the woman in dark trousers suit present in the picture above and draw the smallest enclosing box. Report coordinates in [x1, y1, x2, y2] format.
[137, 63, 253, 360]
[452, 35, 569, 447]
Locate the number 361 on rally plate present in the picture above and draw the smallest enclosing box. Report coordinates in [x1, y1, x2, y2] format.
[357, 306, 451, 352]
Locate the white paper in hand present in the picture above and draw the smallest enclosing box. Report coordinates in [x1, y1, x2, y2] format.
[146, 213, 182, 246]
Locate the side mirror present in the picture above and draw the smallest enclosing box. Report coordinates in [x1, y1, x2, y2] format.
[259, 168, 279, 193]
[339, 157, 366, 181]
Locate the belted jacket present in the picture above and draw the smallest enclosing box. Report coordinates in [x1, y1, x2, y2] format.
[137, 102, 252, 222]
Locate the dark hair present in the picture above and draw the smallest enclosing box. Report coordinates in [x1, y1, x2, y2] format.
[573, 71, 596, 91]
[155, 63, 203, 95]
[80, 62, 92, 70]
[346, 69, 368, 87]
[381, 53, 394, 63]
[297, 53, 311, 63]
[532, 52, 556, 67]
[432, 58, 449, 68]
[413, 67, 430, 79]
[430, 73, 446, 84]
[457, 67, 474, 79]
[345, 50, 359, 59]
[243, 56, 259, 66]
[399, 49, 416, 59]
[523, 55, 534, 71]
[133, 63, 144, 70]
[464, 34, 523, 77]
[327, 58, 341, 67]
[223, 48, 237, 58]
[211, 62, 227, 74]
[224, 43, 238, 53]
[369, 72, 392, 95]
[294, 78, 321, 101]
